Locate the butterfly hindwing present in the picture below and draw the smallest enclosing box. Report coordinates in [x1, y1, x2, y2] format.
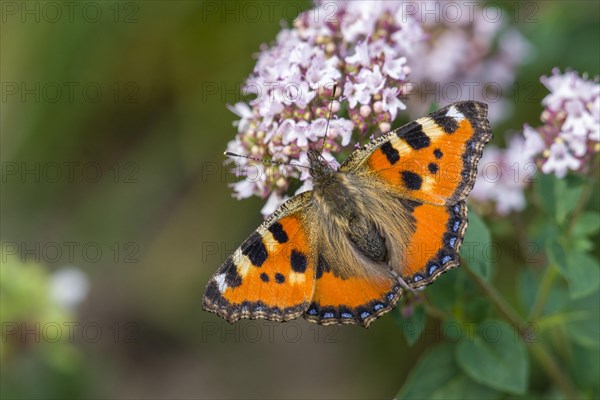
[203, 193, 317, 323]
[341, 101, 492, 205]
[304, 255, 402, 327]
[400, 200, 468, 288]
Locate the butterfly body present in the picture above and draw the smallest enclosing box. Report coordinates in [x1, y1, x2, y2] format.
[204, 101, 492, 327]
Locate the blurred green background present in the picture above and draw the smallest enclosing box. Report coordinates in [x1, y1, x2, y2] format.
[1, 1, 598, 399]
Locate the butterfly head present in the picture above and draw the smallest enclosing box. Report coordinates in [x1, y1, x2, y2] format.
[307, 149, 335, 184]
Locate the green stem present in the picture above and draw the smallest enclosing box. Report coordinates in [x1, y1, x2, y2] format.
[422, 294, 452, 321]
[463, 267, 527, 335]
[464, 266, 581, 398]
[529, 264, 558, 321]
[530, 343, 581, 400]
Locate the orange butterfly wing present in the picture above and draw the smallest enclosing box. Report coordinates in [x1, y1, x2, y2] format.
[342, 101, 491, 205]
[203, 193, 316, 322]
[341, 101, 491, 288]
[401, 200, 468, 287]
[304, 256, 402, 327]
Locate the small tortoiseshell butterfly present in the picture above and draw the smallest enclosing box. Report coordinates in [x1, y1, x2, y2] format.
[203, 101, 492, 327]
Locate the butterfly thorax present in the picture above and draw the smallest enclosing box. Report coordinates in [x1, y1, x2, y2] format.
[306, 150, 391, 266]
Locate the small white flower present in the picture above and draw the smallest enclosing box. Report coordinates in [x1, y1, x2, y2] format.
[345, 40, 371, 67]
[289, 42, 314, 68]
[321, 151, 341, 169]
[357, 65, 386, 95]
[261, 192, 288, 217]
[542, 140, 581, 178]
[381, 87, 406, 120]
[561, 132, 588, 157]
[305, 52, 341, 87]
[295, 178, 314, 195]
[231, 177, 258, 199]
[227, 103, 253, 133]
[329, 118, 355, 146]
[522, 124, 546, 160]
[471, 136, 530, 215]
[383, 56, 408, 81]
[542, 69, 582, 112]
[343, 79, 371, 108]
[49, 267, 90, 310]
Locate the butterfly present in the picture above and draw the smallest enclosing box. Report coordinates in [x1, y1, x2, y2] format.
[203, 101, 492, 327]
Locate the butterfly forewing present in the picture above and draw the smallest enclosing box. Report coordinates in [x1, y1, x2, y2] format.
[203, 193, 317, 322]
[342, 101, 492, 205]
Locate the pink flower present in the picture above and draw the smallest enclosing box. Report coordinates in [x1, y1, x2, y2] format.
[382, 87, 406, 120]
[523, 69, 599, 178]
[523, 124, 546, 160]
[541, 140, 582, 178]
[223, 0, 536, 215]
[344, 79, 371, 109]
[345, 40, 371, 67]
[407, 3, 531, 124]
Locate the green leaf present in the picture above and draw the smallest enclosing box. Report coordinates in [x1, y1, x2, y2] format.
[518, 269, 538, 311]
[570, 342, 600, 393]
[537, 174, 584, 225]
[556, 179, 583, 225]
[464, 297, 493, 322]
[461, 211, 493, 281]
[456, 320, 529, 395]
[566, 252, 600, 299]
[543, 286, 569, 316]
[427, 268, 460, 312]
[565, 292, 600, 349]
[537, 174, 557, 221]
[572, 211, 600, 237]
[573, 237, 594, 252]
[400, 305, 426, 346]
[396, 344, 501, 400]
[546, 237, 568, 275]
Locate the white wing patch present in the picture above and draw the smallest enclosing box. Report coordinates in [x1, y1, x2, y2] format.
[446, 106, 465, 121]
[215, 273, 228, 293]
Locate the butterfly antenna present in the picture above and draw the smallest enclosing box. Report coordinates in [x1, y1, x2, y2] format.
[319, 82, 338, 155]
[224, 152, 310, 169]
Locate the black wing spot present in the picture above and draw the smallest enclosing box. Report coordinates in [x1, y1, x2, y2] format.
[398, 198, 423, 212]
[401, 171, 423, 190]
[260, 272, 269, 282]
[224, 259, 242, 288]
[274, 273, 285, 284]
[316, 256, 331, 279]
[432, 115, 459, 134]
[434, 148, 443, 159]
[428, 162, 439, 174]
[241, 232, 268, 267]
[268, 222, 288, 244]
[380, 142, 400, 165]
[400, 123, 431, 150]
[290, 250, 308, 273]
